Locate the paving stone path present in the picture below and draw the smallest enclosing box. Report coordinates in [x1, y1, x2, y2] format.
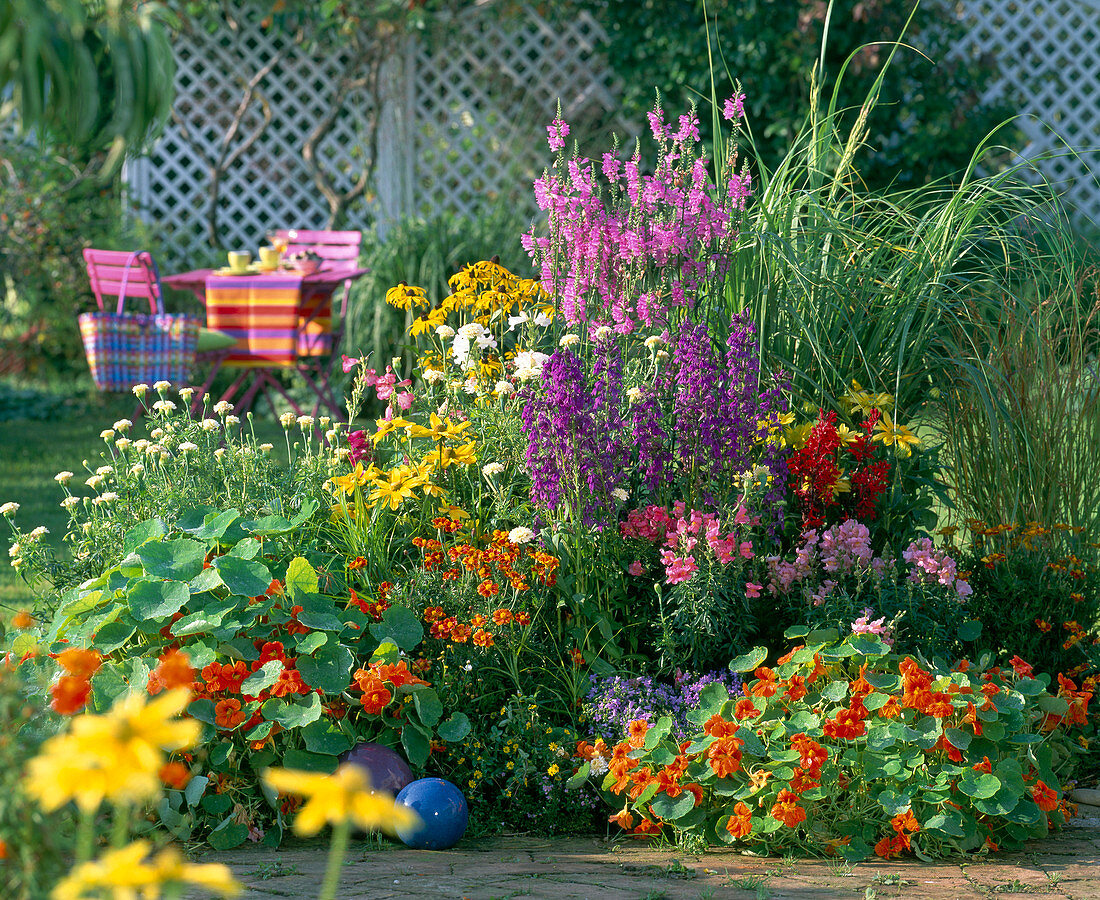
[198, 822, 1100, 900]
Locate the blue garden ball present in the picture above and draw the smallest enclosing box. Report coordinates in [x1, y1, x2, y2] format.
[394, 778, 468, 849]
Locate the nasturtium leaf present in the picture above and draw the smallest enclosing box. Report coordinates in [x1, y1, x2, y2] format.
[924, 810, 967, 837]
[128, 579, 190, 622]
[301, 720, 353, 756]
[784, 710, 820, 732]
[697, 681, 730, 716]
[208, 822, 249, 850]
[369, 606, 423, 651]
[123, 518, 167, 554]
[261, 692, 322, 729]
[865, 672, 901, 691]
[567, 760, 590, 790]
[297, 643, 354, 694]
[290, 500, 318, 526]
[735, 727, 766, 757]
[650, 791, 695, 821]
[295, 632, 328, 655]
[178, 507, 217, 532]
[876, 789, 912, 815]
[241, 660, 284, 696]
[90, 621, 136, 654]
[643, 716, 673, 751]
[958, 769, 1001, 799]
[244, 515, 293, 536]
[295, 595, 343, 632]
[974, 793, 1021, 818]
[188, 698, 216, 724]
[631, 781, 660, 810]
[188, 567, 223, 594]
[212, 556, 271, 598]
[728, 647, 767, 673]
[90, 665, 129, 711]
[285, 557, 318, 601]
[279, 748, 334, 774]
[172, 597, 240, 636]
[820, 680, 848, 703]
[437, 712, 471, 742]
[137, 538, 207, 581]
[245, 721, 275, 742]
[183, 775, 209, 807]
[402, 723, 430, 767]
[1002, 799, 1042, 825]
[957, 620, 982, 641]
[119, 554, 145, 578]
[783, 625, 809, 639]
[1014, 677, 1046, 697]
[191, 509, 241, 541]
[945, 728, 973, 751]
[413, 689, 444, 728]
[202, 794, 232, 815]
[1037, 694, 1070, 715]
[227, 536, 260, 559]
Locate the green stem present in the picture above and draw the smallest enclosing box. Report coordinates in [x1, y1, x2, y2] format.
[110, 804, 132, 848]
[319, 821, 351, 900]
[75, 804, 98, 866]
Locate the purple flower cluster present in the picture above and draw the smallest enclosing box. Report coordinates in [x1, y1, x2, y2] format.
[583, 668, 743, 743]
[522, 98, 752, 331]
[521, 344, 628, 524]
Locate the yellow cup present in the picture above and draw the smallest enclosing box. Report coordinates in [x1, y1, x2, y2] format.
[258, 246, 281, 269]
[227, 251, 251, 273]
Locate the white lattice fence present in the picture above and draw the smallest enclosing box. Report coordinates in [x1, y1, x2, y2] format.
[956, 0, 1100, 227]
[125, 6, 629, 267]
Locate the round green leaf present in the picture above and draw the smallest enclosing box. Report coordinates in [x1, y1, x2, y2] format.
[137, 537, 206, 581]
[212, 556, 272, 597]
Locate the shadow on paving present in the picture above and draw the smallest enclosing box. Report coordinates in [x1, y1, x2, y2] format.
[192, 825, 1100, 900]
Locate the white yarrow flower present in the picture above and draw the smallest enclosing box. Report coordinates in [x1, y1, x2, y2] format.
[130, 464, 145, 476]
[178, 442, 199, 453]
[98, 492, 118, 504]
[178, 387, 195, 402]
[153, 380, 171, 393]
[100, 429, 115, 440]
[589, 755, 609, 777]
[626, 387, 643, 404]
[494, 380, 514, 396]
[132, 383, 149, 398]
[644, 335, 664, 350]
[8, 542, 20, 557]
[611, 488, 629, 502]
[200, 418, 219, 432]
[297, 415, 315, 429]
[96, 465, 113, 476]
[61, 496, 79, 510]
[225, 415, 240, 427]
[593, 325, 613, 341]
[259, 443, 274, 453]
[280, 412, 296, 428]
[54, 472, 73, 485]
[85, 475, 105, 489]
[28, 526, 48, 538]
[457, 322, 484, 339]
[482, 462, 505, 477]
[422, 368, 445, 384]
[115, 438, 132, 452]
[133, 440, 150, 452]
[113, 419, 132, 432]
[559, 333, 580, 348]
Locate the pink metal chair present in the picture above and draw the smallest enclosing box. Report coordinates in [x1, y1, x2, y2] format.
[82, 248, 226, 413]
[271, 229, 363, 417]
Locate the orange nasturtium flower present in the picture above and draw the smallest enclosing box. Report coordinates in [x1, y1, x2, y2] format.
[56, 647, 102, 680]
[770, 789, 807, 828]
[725, 801, 754, 838]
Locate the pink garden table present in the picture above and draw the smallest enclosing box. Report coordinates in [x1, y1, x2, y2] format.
[164, 265, 368, 417]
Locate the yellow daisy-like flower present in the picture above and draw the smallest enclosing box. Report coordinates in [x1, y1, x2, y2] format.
[371, 416, 413, 445]
[385, 283, 428, 311]
[329, 462, 375, 496]
[437, 442, 478, 469]
[26, 689, 199, 813]
[871, 410, 921, 457]
[367, 469, 422, 511]
[406, 413, 472, 444]
[782, 422, 813, 450]
[263, 764, 420, 836]
[835, 424, 861, 445]
[52, 840, 241, 900]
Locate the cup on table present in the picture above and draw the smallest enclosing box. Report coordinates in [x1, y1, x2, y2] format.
[227, 250, 251, 273]
[258, 246, 281, 269]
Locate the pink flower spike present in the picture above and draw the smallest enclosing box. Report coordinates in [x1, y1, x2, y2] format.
[341, 354, 360, 373]
[628, 561, 646, 577]
[739, 541, 754, 559]
[395, 391, 414, 411]
[745, 582, 762, 599]
[734, 506, 751, 525]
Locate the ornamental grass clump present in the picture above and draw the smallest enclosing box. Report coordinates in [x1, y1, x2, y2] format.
[571, 632, 1093, 858]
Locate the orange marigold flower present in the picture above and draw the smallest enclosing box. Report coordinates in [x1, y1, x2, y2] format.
[214, 698, 246, 729]
[56, 647, 101, 680]
[159, 760, 191, 790]
[492, 608, 513, 625]
[770, 789, 807, 828]
[347, 556, 369, 570]
[1032, 780, 1059, 812]
[734, 698, 760, 720]
[569, 648, 585, 666]
[477, 579, 499, 598]
[514, 611, 532, 626]
[422, 606, 445, 623]
[470, 613, 487, 628]
[450, 624, 472, 643]
[473, 628, 494, 648]
[726, 801, 754, 838]
[154, 649, 195, 690]
[1036, 618, 1052, 632]
[50, 675, 91, 715]
[11, 609, 34, 629]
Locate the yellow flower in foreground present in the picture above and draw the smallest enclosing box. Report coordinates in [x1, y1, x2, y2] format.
[330, 462, 375, 496]
[437, 441, 478, 469]
[871, 410, 921, 458]
[371, 416, 413, 445]
[26, 689, 198, 813]
[52, 840, 240, 900]
[264, 764, 420, 836]
[368, 469, 423, 511]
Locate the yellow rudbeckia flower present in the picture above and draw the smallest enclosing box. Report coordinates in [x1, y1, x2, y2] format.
[872, 410, 921, 457]
[263, 764, 420, 836]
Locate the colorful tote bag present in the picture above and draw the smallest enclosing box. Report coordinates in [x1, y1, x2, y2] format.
[78, 253, 201, 391]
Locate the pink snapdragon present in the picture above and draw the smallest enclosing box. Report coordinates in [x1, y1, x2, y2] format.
[819, 519, 873, 574]
[660, 550, 698, 584]
[547, 118, 569, 152]
[902, 537, 972, 599]
[851, 608, 894, 645]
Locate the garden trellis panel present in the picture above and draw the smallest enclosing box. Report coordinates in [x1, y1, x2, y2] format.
[123, 6, 629, 267]
[956, 0, 1100, 228]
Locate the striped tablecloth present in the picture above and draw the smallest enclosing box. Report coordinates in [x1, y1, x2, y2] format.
[204, 272, 331, 367]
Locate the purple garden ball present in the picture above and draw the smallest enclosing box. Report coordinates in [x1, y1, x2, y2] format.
[339, 743, 413, 795]
[394, 778, 468, 850]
